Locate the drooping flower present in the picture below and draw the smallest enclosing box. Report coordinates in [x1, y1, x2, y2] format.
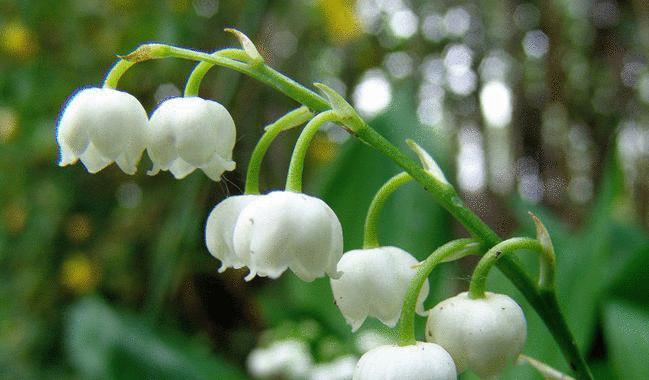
[425, 291, 527, 378]
[205, 195, 261, 273]
[233, 191, 343, 282]
[57, 87, 149, 174]
[330, 247, 429, 331]
[353, 342, 457, 380]
[147, 97, 236, 181]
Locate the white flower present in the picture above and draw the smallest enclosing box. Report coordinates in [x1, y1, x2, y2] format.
[308, 355, 357, 380]
[147, 97, 236, 181]
[56, 87, 148, 174]
[330, 247, 429, 332]
[233, 191, 343, 282]
[205, 195, 260, 272]
[353, 342, 457, 380]
[425, 291, 527, 378]
[247, 339, 313, 380]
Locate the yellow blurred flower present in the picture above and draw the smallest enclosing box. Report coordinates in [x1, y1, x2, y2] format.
[317, 0, 362, 44]
[309, 134, 339, 163]
[0, 107, 19, 143]
[109, 0, 137, 10]
[0, 20, 38, 60]
[61, 254, 98, 295]
[167, 0, 190, 12]
[0, 318, 26, 348]
[65, 214, 93, 243]
[2, 201, 27, 234]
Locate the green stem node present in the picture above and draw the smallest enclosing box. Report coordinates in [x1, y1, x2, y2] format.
[363, 172, 413, 248]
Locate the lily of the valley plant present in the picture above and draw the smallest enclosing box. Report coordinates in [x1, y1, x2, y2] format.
[56, 29, 592, 380]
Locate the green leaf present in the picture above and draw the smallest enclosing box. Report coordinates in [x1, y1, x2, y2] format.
[65, 297, 247, 380]
[607, 227, 649, 305]
[603, 300, 649, 379]
[608, 245, 649, 305]
[145, 176, 204, 317]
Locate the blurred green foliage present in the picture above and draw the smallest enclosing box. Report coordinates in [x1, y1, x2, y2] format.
[1, 0, 648, 379]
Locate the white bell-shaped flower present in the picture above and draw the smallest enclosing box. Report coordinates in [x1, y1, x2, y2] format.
[425, 292, 527, 378]
[56, 87, 148, 174]
[205, 195, 261, 273]
[353, 342, 457, 380]
[233, 191, 343, 282]
[330, 247, 429, 332]
[147, 97, 236, 181]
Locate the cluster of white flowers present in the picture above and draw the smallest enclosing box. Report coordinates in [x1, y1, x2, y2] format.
[350, 291, 527, 379]
[246, 339, 313, 379]
[58, 83, 528, 380]
[246, 339, 356, 380]
[57, 88, 236, 180]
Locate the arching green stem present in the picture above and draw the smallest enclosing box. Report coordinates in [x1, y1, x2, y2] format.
[103, 59, 136, 89]
[363, 172, 413, 248]
[244, 106, 314, 194]
[285, 111, 339, 192]
[397, 239, 482, 346]
[183, 49, 250, 97]
[469, 237, 553, 299]
[120, 44, 330, 111]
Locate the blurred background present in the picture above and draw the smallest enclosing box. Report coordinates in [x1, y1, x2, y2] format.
[1, 0, 648, 379]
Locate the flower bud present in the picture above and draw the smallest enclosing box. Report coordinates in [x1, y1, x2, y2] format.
[330, 247, 429, 332]
[425, 292, 527, 378]
[353, 342, 457, 380]
[56, 88, 148, 174]
[233, 191, 343, 282]
[147, 97, 236, 181]
[205, 195, 260, 273]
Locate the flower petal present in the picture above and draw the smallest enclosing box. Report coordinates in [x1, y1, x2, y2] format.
[58, 141, 79, 167]
[205, 195, 259, 272]
[200, 154, 236, 182]
[169, 158, 196, 179]
[79, 143, 112, 173]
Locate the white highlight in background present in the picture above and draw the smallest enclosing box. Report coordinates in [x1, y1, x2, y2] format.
[480, 81, 512, 128]
[353, 69, 392, 118]
[457, 126, 486, 192]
